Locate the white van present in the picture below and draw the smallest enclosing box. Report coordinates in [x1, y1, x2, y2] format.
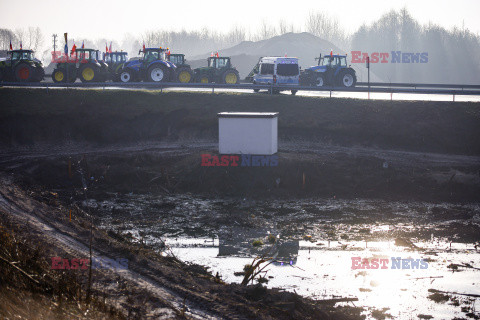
[253, 57, 299, 95]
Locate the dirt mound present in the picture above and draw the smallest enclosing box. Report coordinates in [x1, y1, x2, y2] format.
[1, 89, 479, 156]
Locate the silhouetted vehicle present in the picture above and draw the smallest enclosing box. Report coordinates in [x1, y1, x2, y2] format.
[52, 48, 108, 83]
[119, 48, 176, 83]
[194, 56, 240, 84]
[300, 53, 357, 88]
[168, 53, 194, 83]
[0, 49, 44, 82]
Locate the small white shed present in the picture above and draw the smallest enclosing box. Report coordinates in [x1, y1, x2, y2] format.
[218, 112, 278, 155]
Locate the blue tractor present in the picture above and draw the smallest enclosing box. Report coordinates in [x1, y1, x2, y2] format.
[118, 47, 176, 83]
[300, 53, 357, 88]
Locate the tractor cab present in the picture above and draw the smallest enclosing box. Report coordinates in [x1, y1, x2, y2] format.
[8, 50, 36, 62]
[105, 51, 128, 65]
[139, 48, 168, 63]
[75, 49, 100, 63]
[319, 55, 348, 68]
[168, 53, 186, 66]
[207, 57, 231, 69]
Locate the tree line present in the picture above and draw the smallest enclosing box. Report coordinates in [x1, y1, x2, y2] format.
[1, 9, 479, 84]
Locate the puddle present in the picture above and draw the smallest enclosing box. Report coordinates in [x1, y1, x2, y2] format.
[165, 238, 480, 319]
[87, 193, 480, 319]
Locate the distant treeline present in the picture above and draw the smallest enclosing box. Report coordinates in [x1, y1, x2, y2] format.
[350, 9, 480, 84]
[1, 8, 479, 84]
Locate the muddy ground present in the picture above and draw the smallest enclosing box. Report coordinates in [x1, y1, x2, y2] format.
[0, 88, 479, 319]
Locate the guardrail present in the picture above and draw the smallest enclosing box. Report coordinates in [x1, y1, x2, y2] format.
[1, 81, 480, 98]
[356, 82, 480, 90]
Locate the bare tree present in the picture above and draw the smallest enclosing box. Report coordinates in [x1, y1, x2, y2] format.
[12, 27, 44, 51]
[279, 19, 288, 35]
[305, 11, 348, 49]
[0, 28, 16, 50]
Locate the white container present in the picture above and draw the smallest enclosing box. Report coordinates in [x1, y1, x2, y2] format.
[218, 112, 278, 155]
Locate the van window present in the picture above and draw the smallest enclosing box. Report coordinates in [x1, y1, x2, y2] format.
[277, 63, 299, 76]
[260, 63, 274, 75]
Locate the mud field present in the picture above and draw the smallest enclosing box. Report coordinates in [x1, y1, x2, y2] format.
[1, 88, 480, 319]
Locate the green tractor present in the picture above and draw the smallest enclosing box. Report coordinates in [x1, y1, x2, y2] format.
[52, 48, 108, 83]
[194, 56, 240, 84]
[167, 53, 194, 83]
[0, 49, 44, 82]
[104, 51, 128, 82]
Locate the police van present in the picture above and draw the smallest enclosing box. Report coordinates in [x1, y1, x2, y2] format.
[252, 57, 299, 95]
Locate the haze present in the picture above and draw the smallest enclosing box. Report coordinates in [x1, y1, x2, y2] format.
[1, 0, 479, 45]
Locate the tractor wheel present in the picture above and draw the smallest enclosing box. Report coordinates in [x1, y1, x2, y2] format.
[197, 74, 210, 83]
[79, 65, 98, 83]
[222, 69, 239, 84]
[314, 74, 325, 87]
[175, 67, 194, 83]
[291, 90, 297, 95]
[15, 63, 35, 82]
[253, 81, 259, 93]
[68, 69, 77, 83]
[34, 67, 45, 82]
[147, 64, 169, 82]
[119, 69, 135, 83]
[52, 69, 66, 83]
[337, 69, 357, 88]
[268, 89, 280, 94]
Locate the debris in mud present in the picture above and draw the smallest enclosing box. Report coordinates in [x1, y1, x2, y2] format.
[417, 315, 434, 319]
[427, 291, 450, 303]
[394, 237, 420, 249]
[370, 308, 392, 320]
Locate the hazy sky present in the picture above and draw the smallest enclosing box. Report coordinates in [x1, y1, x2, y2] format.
[1, 0, 479, 48]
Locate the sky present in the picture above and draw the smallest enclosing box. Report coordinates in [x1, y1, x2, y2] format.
[1, 0, 479, 51]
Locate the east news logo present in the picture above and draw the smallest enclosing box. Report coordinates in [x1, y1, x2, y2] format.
[201, 154, 278, 167]
[351, 51, 428, 63]
[351, 257, 428, 270]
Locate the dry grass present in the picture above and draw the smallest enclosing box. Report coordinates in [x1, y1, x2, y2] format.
[0, 215, 125, 320]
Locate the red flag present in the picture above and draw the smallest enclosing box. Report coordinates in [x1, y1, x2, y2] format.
[215, 51, 219, 57]
[106, 42, 108, 53]
[143, 43, 145, 51]
[109, 42, 112, 53]
[20, 41, 22, 49]
[70, 43, 77, 55]
[330, 49, 333, 56]
[211, 52, 213, 57]
[81, 41, 84, 49]
[9, 40, 12, 50]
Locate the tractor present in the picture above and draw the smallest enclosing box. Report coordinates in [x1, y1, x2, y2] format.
[0, 49, 44, 82]
[52, 48, 108, 83]
[167, 53, 194, 83]
[194, 56, 239, 84]
[104, 51, 128, 82]
[118, 48, 176, 83]
[300, 53, 357, 88]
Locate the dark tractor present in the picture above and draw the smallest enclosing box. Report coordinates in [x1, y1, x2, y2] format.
[300, 53, 357, 88]
[194, 56, 240, 84]
[118, 48, 176, 83]
[52, 48, 108, 83]
[104, 51, 129, 82]
[0, 49, 44, 82]
[167, 53, 194, 83]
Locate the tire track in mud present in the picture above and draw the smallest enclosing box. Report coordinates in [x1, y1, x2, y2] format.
[0, 177, 243, 320]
